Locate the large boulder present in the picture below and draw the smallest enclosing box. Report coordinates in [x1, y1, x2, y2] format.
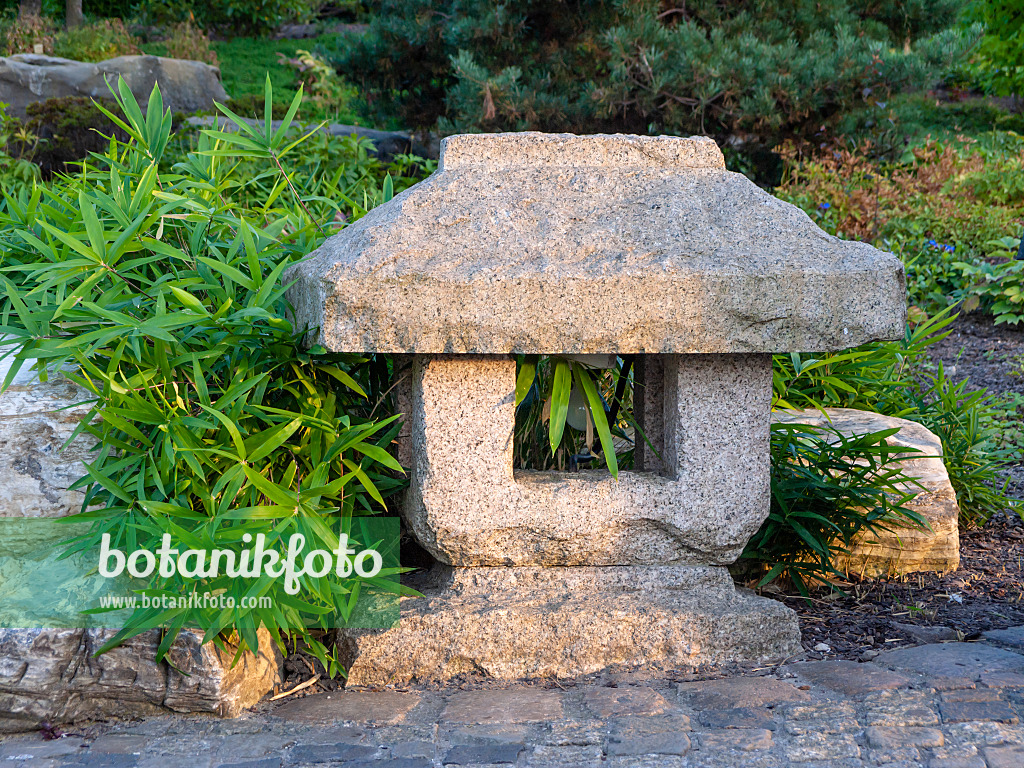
[773, 407, 961, 577]
[0, 627, 281, 732]
[0, 359, 281, 730]
[0, 54, 229, 117]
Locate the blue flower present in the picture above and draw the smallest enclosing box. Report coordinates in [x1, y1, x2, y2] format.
[926, 239, 938, 248]
[944, 244, 955, 253]
[818, 202, 831, 211]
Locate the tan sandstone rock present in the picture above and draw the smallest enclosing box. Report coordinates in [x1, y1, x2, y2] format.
[773, 407, 960, 576]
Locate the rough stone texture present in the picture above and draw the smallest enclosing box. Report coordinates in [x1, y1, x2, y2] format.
[0, 627, 281, 733]
[407, 353, 772, 566]
[285, 132, 906, 356]
[0, 358, 94, 518]
[440, 689, 563, 724]
[0, 54, 229, 117]
[583, 688, 675, 719]
[338, 565, 801, 686]
[773, 408, 960, 577]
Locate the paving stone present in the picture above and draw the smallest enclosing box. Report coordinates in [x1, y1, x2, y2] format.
[984, 743, 1024, 768]
[213, 734, 291, 762]
[696, 729, 773, 751]
[927, 677, 976, 692]
[793, 660, 910, 696]
[215, 759, 282, 768]
[441, 689, 563, 724]
[448, 724, 533, 745]
[522, 745, 604, 767]
[605, 731, 691, 757]
[285, 743, 377, 764]
[865, 726, 944, 748]
[542, 720, 607, 747]
[583, 686, 675, 718]
[784, 732, 861, 762]
[603, 757, 688, 768]
[877, 642, 1024, 681]
[863, 700, 940, 727]
[945, 721, 1024, 745]
[926, 758, 986, 768]
[273, 691, 421, 725]
[63, 756, 139, 768]
[787, 702, 857, 720]
[783, 717, 861, 735]
[389, 740, 434, 759]
[941, 699, 1019, 724]
[980, 670, 1024, 688]
[942, 688, 1003, 702]
[338, 761, 431, 768]
[676, 676, 809, 709]
[983, 627, 1024, 652]
[697, 708, 774, 729]
[866, 747, 920, 764]
[0, 738, 88, 759]
[85, 737, 148, 755]
[443, 742, 523, 764]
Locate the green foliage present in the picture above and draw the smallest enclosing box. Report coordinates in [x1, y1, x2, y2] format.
[962, 0, 1024, 96]
[0, 106, 40, 195]
[773, 310, 1020, 527]
[513, 355, 635, 477]
[742, 423, 926, 595]
[138, 0, 318, 36]
[955, 235, 1024, 325]
[52, 18, 140, 62]
[334, 0, 975, 143]
[0, 79, 426, 673]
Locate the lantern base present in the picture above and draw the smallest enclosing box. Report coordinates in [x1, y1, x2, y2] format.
[337, 565, 801, 687]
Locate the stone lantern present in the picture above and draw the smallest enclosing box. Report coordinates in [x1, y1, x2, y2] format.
[286, 133, 906, 685]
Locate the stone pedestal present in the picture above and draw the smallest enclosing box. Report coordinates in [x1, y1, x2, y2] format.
[339, 565, 800, 686]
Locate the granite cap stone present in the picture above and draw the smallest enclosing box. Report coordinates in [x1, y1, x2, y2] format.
[286, 132, 906, 354]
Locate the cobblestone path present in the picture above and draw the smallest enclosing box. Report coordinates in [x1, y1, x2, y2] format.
[4, 630, 1024, 768]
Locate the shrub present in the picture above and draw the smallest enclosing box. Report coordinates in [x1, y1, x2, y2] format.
[962, 0, 1024, 96]
[333, 0, 975, 143]
[21, 96, 129, 178]
[161, 19, 218, 66]
[52, 18, 140, 62]
[0, 80, 429, 672]
[0, 8, 57, 55]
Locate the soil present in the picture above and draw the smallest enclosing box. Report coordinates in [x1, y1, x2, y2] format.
[780, 312, 1024, 660]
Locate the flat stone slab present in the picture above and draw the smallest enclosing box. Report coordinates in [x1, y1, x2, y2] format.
[582, 687, 675, 718]
[286, 132, 905, 355]
[337, 565, 801, 686]
[876, 642, 1024, 681]
[676, 676, 810, 709]
[984, 626, 1024, 652]
[793, 660, 911, 696]
[441, 690, 563, 724]
[773, 408, 960, 576]
[273, 691, 421, 724]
